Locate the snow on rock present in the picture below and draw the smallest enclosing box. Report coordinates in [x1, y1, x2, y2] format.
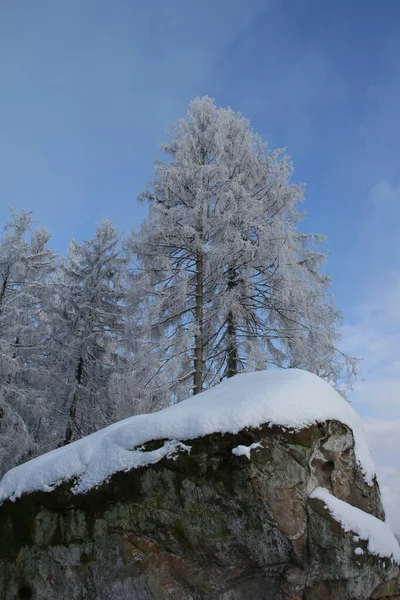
[354, 547, 364, 556]
[0, 369, 376, 502]
[232, 442, 262, 459]
[310, 487, 400, 564]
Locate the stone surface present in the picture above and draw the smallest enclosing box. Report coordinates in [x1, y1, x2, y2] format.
[0, 420, 398, 599]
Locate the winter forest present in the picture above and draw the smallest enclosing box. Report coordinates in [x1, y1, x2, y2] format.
[0, 97, 359, 478]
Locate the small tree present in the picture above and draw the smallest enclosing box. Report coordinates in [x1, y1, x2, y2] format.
[131, 97, 357, 403]
[50, 220, 128, 444]
[0, 209, 55, 475]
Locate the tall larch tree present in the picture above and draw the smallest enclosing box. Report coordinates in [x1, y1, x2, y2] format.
[131, 97, 357, 404]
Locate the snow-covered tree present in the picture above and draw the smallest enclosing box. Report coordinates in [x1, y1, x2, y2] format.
[0, 209, 55, 474]
[50, 220, 128, 444]
[131, 97, 357, 403]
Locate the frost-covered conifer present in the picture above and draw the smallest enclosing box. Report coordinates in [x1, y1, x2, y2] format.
[131, 97, 357, 403]
[0, 209, 55, 474]
[51, 220, 128, 444]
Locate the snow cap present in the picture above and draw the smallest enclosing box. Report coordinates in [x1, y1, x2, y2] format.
[0, 369, 376, 501]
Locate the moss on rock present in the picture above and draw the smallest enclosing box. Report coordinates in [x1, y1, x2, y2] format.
[0, 421, 397, 599]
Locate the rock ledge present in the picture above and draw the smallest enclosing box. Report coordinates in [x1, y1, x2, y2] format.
[0, 419, 399, 599]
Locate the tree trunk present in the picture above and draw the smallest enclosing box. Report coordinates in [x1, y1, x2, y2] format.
[226, 311, 238, 378]
[64, 356, 84, 445]
[226, 266, 238, 378]
[64, 403, 76, 445]
[0, 275, 8, 305]
[193, 250, 204, 395]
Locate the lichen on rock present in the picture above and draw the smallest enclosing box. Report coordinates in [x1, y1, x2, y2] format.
[0, 420, 398, 599]
[0, 370, 399, 599]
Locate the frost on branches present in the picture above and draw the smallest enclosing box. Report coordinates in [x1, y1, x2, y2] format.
[131, 97, 357, 404]
[50, 220, 129, 445]
[0, 209, 55, 476]
[0, 98, 360, 477]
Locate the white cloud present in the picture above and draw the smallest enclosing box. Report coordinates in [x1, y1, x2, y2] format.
[369, 180, 400, 208]
[343, 277, 400, 419]
[361, 180, 400, 271]
[343, 268, 400, 536]
[363, 418, 400, 537]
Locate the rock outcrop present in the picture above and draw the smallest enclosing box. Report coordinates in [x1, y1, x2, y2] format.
[0, 419, 399, 599]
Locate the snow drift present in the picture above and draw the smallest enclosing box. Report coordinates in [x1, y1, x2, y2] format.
[0, 369, 376, 501]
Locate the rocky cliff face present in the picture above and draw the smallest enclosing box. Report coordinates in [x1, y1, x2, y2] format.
[0, 420, 399, 600]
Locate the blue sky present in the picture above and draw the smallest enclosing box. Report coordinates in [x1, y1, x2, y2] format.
[0, 0, 398, 341]
[1, 1, 399, 514]
[1, 1, 399, 297]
